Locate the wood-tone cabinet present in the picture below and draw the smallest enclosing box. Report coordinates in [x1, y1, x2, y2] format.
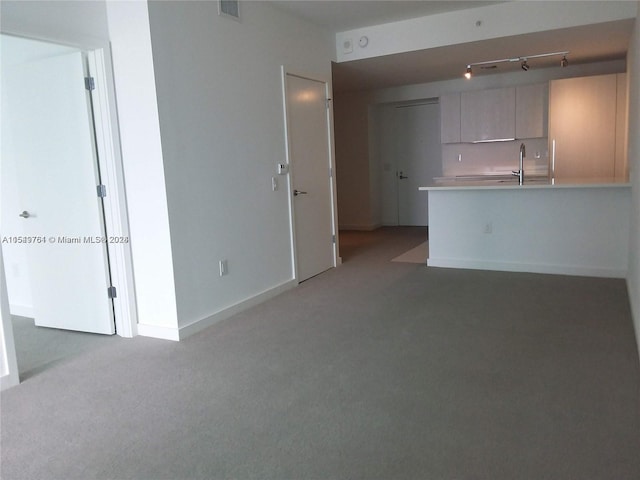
[516, 83, 548, 139]
[549, 74, 622, 179]
[440, 93, 461, 144]
[460, 87, 515, 142]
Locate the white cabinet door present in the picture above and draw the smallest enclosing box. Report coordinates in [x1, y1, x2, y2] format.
[461, 87, 515, 142]
[516, 83, 547, 139]
[440, 93, 461, 144]
[549, 74, 617, 179]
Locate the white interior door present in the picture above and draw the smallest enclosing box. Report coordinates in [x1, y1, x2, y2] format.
[2, 50, 115, 334]
[395, 102, 442, 226]
[285, 73, 334, 282]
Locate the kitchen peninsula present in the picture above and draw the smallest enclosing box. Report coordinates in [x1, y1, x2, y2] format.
[419, 178, 631, 278]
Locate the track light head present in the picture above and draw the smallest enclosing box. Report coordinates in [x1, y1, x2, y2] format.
[465, 51, 568, 78]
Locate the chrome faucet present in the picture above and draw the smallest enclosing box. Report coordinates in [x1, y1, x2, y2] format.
[513, 143, 525, 185]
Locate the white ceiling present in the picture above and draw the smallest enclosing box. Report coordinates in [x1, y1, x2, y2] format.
[270, 1, 634, 93]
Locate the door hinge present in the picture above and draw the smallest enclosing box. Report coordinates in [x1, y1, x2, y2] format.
[332, 234, 336, 244]
[97, 184, 107, 198]
[107, 286, 117, 299]
[326, 97, 332, 109]
[329, 167, 333, 178]
[85, 76, 95, 91]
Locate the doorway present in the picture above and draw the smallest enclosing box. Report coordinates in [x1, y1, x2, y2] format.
[282, 70, 337, 282]
[1, 35, 132, 380]
[378, 100, 442, 226]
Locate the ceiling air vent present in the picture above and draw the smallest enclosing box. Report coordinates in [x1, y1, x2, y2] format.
[218, 0, 240, 21]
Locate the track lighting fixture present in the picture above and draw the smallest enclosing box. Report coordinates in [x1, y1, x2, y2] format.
[464, 51, 569, 78]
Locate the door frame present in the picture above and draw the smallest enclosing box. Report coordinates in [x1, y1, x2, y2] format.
[0, 34, 137, 340]
[280, 66, 340, 282]
[86, 46, 137, 337]
[376, 98, 441, 226]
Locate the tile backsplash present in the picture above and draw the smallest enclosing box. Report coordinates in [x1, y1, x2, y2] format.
[441, 138, 550, 177]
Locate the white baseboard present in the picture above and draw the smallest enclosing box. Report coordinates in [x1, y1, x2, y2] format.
[178, 279, 298, 340]
[137, 323, 180, 341]
[1, 372, 20, 391]
[9, 304, 33, 318]
[427, 258, 627, 279]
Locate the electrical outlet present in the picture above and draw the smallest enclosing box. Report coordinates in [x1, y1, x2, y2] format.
[484, 222, 493, 234]
[219, 259, 228, 277]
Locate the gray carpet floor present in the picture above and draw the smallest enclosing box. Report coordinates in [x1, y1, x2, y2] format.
[10, 315, 115, 381]
[2, 227, 639, 480]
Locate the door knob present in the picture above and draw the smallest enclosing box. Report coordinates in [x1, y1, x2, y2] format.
[294, 190, 308, 196]
[19, 211, 31, 218]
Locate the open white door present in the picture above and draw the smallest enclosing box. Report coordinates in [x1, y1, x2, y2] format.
[285, 73, 335, 282]
[2, 50, 115, 334]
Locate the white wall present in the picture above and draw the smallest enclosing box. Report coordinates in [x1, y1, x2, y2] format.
[146, 1, 335, 332]
[626, 9, 640, 354]
[0, 0, 109, 45]
[105, 1, 178, 335]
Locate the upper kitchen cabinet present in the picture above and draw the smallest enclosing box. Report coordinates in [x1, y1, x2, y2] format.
[516, 83, 548, 139]
[549, 74, 623, 179]
[440, 93, 461, 143]
[461, 87, 515, 142]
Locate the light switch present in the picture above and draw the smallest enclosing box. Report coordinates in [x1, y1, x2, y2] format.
[277, 163, 289, 175]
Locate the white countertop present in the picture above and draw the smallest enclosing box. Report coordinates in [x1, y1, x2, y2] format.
[420, 176, 631, 191]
